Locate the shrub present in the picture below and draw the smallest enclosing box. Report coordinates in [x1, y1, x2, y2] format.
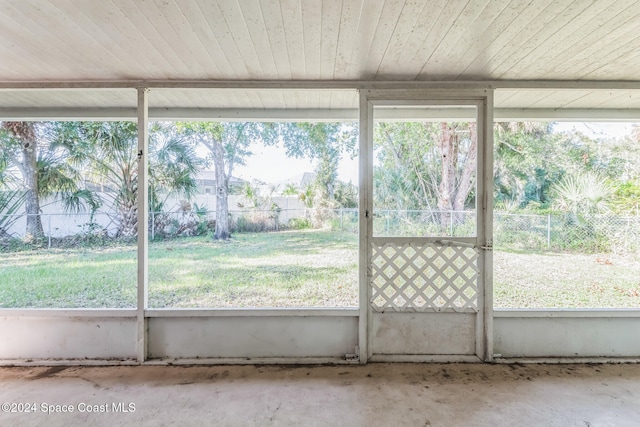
[288, 217, 312, 230]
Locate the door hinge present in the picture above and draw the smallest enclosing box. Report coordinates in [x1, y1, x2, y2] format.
[480, 241, 493, 251]
[365, 210, 370, 218]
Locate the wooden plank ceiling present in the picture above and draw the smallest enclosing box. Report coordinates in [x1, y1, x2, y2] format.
[1, 0, 640, 113]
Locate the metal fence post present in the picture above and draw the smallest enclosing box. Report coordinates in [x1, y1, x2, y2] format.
[151, 211, 155, 241]
[340, 209, 344, 232]
[450, 210, 454, 236]
[48, 214, 51, 249]
[547, 214, 551, 249]
[386, 209, 390, 234]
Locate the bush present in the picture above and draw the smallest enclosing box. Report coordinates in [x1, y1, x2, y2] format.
[232, 211, 280, 233]
[288, 217, 312, 230]
[550, 214, 611, 253]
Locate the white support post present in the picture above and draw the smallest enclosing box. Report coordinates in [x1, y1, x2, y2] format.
[478, 90, 495, 362]
[358, 90, 373, 363]
[136, 88, 149, 363]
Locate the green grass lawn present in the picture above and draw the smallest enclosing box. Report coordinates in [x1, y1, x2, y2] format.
[0, 245, 137, 308]
[494, 250, 640, 308]
[1, 230, 639, 309]
[0, 230, 359, 309]
[148, 230, 358, 308]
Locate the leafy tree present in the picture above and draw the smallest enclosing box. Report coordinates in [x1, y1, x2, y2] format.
[610, 181, 640, 215]
[493, 122, 640, 216]
[280, 182, 299, 197]
[279, 122, 358, 208]
[493, 122, 562, 208]
[56, 121, 200, 237]
[238, 181, 261, 210]
[176, 122, 276, 240]
[373, 121, 477, 227]
[333, 181, 358, 209]
[0, 121, 98, 239]
[297, 183, 316, 209]
[1, 122, 44, 237]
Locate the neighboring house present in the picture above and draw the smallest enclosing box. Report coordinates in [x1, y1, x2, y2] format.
[275, 172, 316, 190]
[288, 172, 316, 188]
[195, 170, 247, 195]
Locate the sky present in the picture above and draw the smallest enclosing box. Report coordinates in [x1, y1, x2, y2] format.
[553, 122, 634, 139]
[233, 142, 359, 186]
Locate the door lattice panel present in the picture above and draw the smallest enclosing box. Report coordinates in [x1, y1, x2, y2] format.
[371, 241, 479, 313]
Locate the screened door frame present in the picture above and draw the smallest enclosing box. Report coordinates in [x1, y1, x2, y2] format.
[358, 89, 495, 363]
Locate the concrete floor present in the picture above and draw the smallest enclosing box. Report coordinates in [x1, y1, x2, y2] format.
[0, 363, 639, 426]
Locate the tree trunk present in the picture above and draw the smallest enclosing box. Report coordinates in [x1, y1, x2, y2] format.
[437, 122, 457, 228]
[213, 144, 231, 240]
[116, 162, 138, 238]
[3, 122, 44, 238]
[453, 123, 477, 211]
[22, 143, 43, 238]
[117, 197, 138, 237]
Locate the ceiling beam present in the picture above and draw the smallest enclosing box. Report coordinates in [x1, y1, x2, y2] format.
[1, 79, 640, 90]
[1, 107, 639, 122]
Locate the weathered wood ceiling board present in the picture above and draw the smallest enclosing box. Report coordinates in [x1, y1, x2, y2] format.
[149, 88, 359, 110]
[0, 89, 137, 108]
[1, 1, 640, 116]
[1, 0, 639, 82]
[494, 89, 640, 110]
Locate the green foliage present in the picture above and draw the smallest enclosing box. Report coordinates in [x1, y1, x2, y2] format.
[610, 181, 640, 215]
[175, 121, 276, 240]
[279, 122, 358, 207]
[287, 217, 313, 230]
[148, 122, 200, 211]
[333, 181, 358, 208]
[237, 181, 265, 210]
[493, 122, 561, 207]
[551, 172, 613, 214]
[0, 137, 26, 238]
[0, 121, 100, 238]
[281, 182, 299, 196]
[0, 190, 26, 239]
[373, 121, 477, 212]
[550, 213, 611, 253]
[54, 121, 201, 237]
[176, 122, 270, 167]
[297, 183, 317, 209]
[233, 181, 283, 232]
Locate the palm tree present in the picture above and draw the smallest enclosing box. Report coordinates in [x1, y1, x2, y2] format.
[0, 122, 99, 239]
[58, 121, 200, 238]
[553, 172, 613, 214]
[1, 122, 43, 237]
[281, 183, 299, 197]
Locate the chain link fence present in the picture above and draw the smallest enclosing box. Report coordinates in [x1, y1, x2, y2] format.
[1, 209, 638, 253]
[372, 210, 476, 237]
[494, 212, 640, 253]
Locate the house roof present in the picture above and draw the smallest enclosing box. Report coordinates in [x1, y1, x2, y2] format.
[196, 170, 247, 187]
[1, 1, 640, 118]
